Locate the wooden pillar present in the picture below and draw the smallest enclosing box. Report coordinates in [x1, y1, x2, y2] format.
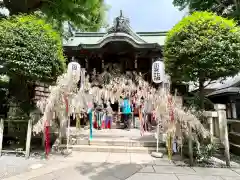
[134, 54, 138, 69]
[151, 58, 154, 84]
[102, 59, 104, 72]
[85, 57, 88, 71]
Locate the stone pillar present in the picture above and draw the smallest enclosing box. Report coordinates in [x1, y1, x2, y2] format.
[231, 102, 237, 119]
[208, 116, 214, 143]
[214, 104, 230, 166]
[203, 111, 218, 143]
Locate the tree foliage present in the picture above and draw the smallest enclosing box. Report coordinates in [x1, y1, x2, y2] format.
[0, 15, 66, 119]
[1, 0, 108, 32]
[173, 0, 240, 22]
[164, 11, 240, 108]
[0, 15, 65, 81]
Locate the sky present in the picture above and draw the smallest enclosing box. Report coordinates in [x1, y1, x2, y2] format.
[105, 0, 187, 32]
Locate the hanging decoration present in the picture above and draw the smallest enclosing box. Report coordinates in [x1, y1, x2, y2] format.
[44, 120, 50, 158]
[87, 102, 93, 140]
[88, 108, 93, 140]
[33, 63, 210, 158]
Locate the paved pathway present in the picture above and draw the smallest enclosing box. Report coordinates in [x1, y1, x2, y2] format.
[1, 152, 240, 180]
[0, 154, 65, 180]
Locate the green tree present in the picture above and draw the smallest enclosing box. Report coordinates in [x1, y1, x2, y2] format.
[1, 0, 108, 32]
[164, 11, 240, 109]
[0, 15, 66, 119]
[173, 0, 240, 22]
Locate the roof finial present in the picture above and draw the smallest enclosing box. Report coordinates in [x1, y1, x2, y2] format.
[120, 10, 123, 17]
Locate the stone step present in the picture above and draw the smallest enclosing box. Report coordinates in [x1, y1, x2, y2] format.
[60, 144, 166, 154]
[75, 138, 165, 147]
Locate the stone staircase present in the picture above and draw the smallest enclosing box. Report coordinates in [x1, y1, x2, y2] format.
[61, 128, 166, 154]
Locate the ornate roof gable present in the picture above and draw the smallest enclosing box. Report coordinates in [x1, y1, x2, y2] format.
[106, 10, 146, 43]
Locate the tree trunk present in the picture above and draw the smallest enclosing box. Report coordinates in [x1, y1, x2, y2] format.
[199, 79, 205, 110]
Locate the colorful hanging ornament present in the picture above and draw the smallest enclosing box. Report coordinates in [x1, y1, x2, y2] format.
[87, 102, 93, 140]
[44, 120, 50, 158]
[89, 108, 93, 140]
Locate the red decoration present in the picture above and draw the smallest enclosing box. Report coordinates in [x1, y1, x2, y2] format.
[101, 121, 105, 129]
[107, 120, 111, 129]
[94, 120, 97, 129]
[44, 123, 50, 158]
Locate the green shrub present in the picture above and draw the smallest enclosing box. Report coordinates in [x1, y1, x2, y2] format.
[0, 15, 66, 119]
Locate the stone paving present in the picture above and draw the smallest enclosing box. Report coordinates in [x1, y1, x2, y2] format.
[0, 156, 41, 179]
[0, 155, 59, 179]
[1, 152, 240, 180]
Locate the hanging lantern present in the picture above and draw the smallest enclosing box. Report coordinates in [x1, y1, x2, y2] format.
[67, 60, 81, 83]
[152, 60, 165, 84]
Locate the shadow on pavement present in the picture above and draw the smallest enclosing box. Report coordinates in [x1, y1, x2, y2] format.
[75, 162, 144, 180]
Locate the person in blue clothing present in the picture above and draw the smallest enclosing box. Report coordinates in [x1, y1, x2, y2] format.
[121, 95, 132, 130]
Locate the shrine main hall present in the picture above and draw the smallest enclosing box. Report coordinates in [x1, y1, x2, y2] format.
[63, 12, 166, 83]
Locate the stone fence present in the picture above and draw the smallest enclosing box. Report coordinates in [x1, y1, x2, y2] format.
[204, 104, 230, 166]
[204, 104, 240, 157]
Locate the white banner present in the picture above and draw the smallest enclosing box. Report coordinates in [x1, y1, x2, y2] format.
[152, 60, 165, 83]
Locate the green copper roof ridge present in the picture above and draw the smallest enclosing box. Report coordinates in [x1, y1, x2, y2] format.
[74, 31, 167, 37]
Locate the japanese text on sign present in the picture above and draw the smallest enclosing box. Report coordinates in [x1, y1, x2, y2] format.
[152, 60, 164, 83]
[72, 64, 77, 70]
[67, 61, 81, 83]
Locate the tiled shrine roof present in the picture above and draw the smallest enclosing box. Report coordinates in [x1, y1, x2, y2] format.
[64, 10, 166, 49]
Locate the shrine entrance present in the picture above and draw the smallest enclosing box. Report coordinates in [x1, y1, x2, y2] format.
[64, 11, 164, 83]
[63, 12, 166, 152]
